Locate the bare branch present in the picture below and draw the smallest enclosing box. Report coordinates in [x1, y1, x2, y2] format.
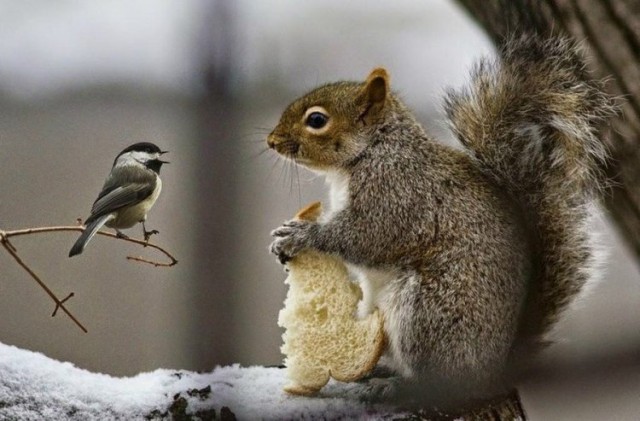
[4, 225, 178, 267]
[0, 230, 88, 333]
[52, 293, 75, 317]
[0, 224, 179, 333]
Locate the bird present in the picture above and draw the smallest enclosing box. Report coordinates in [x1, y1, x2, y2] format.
[69, 142, 168, 257]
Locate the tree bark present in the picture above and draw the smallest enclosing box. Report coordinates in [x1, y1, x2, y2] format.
[456, 0, 640, 260]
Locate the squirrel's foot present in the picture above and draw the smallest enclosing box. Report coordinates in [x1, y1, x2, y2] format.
[269, 219, 319, 264]
[360, 365, 398, 381]
[347, 375, 402, 404]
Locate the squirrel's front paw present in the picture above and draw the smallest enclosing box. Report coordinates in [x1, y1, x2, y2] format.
[270, 220, 319, 264]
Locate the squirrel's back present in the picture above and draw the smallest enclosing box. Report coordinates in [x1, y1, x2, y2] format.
[445, 35, 616, 352]
[267, 33, 617, 407]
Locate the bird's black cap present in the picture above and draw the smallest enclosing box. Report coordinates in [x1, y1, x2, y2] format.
[117, 142, 165, 157]
[113, 142, 169, 166]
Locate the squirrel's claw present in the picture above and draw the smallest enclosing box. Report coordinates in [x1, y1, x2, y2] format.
[269, 219, 319, 264]
[269, 236, 297, 264]
[271, 220, 307, 237]
[277, 252, 291, 265]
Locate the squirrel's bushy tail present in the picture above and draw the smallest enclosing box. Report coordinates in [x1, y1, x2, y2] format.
[444, 35, 616, 349]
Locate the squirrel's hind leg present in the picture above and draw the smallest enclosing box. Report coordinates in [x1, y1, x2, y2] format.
[379, 271, 513, 408]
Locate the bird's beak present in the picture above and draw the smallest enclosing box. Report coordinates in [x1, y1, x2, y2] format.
[159, 150, 170, 164]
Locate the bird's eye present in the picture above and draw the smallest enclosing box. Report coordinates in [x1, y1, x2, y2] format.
[306, 112, 328, 129]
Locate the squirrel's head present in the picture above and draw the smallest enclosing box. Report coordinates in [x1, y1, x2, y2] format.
[267, 68, 391, 170]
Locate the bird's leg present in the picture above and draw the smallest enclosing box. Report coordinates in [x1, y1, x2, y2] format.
[142, 221, 159, 242]
[115, 230, 129, 239]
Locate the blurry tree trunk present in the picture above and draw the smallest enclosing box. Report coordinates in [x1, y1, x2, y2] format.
[192, 0, 241, 367]
[456, 0, 640, 261]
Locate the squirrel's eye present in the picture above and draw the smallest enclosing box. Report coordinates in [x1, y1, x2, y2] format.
[306, 112, 328, 129]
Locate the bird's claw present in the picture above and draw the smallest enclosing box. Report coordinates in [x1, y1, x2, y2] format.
[116, 231, 129, 239]
[143, 229, 159, 242]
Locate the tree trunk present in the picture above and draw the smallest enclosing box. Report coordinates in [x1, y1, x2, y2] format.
[456, 0, 640, 260]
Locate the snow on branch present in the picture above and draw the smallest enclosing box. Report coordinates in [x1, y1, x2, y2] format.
[0, 342, 401, 420]
[0, 343, 527, 420]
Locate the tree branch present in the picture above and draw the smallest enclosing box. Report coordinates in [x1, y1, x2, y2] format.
[0, 231, 88, 333]
[3, 225, 178, 267]
[0, 224, 179, 333]
[0, 340, 529, 420]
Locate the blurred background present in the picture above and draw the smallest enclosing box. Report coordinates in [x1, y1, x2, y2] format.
[0, 0, 638, 418]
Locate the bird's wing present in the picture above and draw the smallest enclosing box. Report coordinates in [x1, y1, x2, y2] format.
[85, 166, 156, 224]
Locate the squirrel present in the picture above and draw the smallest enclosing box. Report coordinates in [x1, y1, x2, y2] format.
[268, 35, 615, 407]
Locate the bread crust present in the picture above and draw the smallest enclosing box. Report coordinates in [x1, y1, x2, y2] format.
[279, 202, 385, 395]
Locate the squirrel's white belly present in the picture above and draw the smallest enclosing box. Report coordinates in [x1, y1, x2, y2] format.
[324, 170, 397, 316]
[324, 170, 350, 218]
[349, 264, 399, 318]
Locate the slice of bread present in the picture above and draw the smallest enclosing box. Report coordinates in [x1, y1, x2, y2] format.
[277, 202, 385, 395]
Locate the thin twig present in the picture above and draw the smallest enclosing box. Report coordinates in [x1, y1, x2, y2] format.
[3, 225, 178, 267]
[126, 255, 176, 267]
[0, 231, 88, 333]
[0, 224, 178, 333]
[52, 293, 75, 317]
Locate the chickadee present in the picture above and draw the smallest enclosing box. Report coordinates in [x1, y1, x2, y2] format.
[69, 142, 169, 257]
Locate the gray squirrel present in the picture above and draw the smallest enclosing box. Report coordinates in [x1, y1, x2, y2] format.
[268, 35, 616, 407]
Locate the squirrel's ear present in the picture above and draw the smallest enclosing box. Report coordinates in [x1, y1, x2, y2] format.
[359, 68, 390, 124]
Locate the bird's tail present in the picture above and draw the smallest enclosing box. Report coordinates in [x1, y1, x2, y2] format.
[68, 215, 111, 257]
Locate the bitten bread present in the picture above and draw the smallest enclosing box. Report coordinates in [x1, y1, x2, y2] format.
[277, 202, 385, 395]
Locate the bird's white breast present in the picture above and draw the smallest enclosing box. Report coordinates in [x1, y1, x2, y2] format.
[111, 177, 162, 229]
[139, 176, 162, 215]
